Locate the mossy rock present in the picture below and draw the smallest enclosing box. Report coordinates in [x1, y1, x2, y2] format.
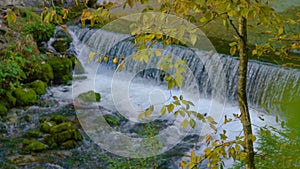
[77, 90, 101, 103]
[24, 130, 42, 138]
[48, 57, 73, 84]
[22, 140, 47, 152]
[5, 91, 16, 107]
[61, 140, 79, 149]
[30, 80, 47, 95]
[52, 38, 71, 54]
[50, 122, 75, 134]
[40, 121, 56, 133]
[55, 128, 82, 143]
[14, 88, 37, 106]
[0, 104, 8, 117]
[25, 63, 54, 84]
[104, 115, 120, 126]
[73, 59, 85, 74]
[49, 115, 67, 124]
[44, 134, 58, 148]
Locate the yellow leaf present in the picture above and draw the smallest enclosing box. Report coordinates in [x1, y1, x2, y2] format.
[104, 56, 109, 62]
[113, 58, 118, 64]
[155, 50, 162, 57]
[88, 52, 97, 64]
[181, 119, 189, 128]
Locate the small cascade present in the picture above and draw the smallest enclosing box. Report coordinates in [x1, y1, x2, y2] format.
[68, 26, 300, 111]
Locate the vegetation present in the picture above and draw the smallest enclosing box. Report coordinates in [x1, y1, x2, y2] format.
[0, 0, 299, 168]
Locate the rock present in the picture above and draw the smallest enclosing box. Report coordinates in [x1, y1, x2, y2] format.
[52, 38, 71, 55]
[77, 90, 101, 103]
[29, 80, 47, 95]
[5, 90, 16, 107]
[35, 63, 54, 83]
[104, 115, 120, 126]
[44, 134, 58, 148]
[49, 115, 67, 124]
[0, 104, 8, 117]
[24, 130, 42, 138]
[50, 122, 75, 134]
[61, 140, 79, 149]
[22, 139, 47, 152]
[47, 57, 73, 84]
[6, 154, 41, 165]
[13, 88, 37, 106]
[40, 121, 56, 133]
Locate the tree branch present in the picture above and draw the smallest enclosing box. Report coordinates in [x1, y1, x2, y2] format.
[227, 15, 243, 39]
[269, 37, 300, 41]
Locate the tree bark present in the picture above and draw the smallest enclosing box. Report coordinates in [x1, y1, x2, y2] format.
[237, 17, 256, 169]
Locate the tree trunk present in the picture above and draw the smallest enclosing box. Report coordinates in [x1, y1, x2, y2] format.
[237, 17, 255, 169]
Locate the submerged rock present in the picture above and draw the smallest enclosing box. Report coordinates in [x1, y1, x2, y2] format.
[77, 90, 101, 103]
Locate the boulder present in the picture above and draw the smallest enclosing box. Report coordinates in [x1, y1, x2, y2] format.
[22, 139, 47, 152]
[29, 80, 47, 95]
[47, 57, 73, 84]
[77, 90, 101, 103]
[14, 88, 37, 106]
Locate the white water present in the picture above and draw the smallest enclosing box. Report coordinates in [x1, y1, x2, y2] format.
[68, 26, 282, 167]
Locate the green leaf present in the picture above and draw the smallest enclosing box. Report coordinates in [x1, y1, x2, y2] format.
[190, 119, 196, 128]
[161, 106, 166, 115]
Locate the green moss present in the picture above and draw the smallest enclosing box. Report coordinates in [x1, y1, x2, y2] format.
[77, 90, 101, 102]
[48, 57, 73, 84]
[0, 104, 8, 117]
[49, 115, 67, 124]
[52, 38, 71, 54]
[14, 88, 37, 106]
[22, 140, 47, 152]
[104, 115, 120, 126]
[50, 122, 75, 134]
[39, 63, 54, 83]
[30, 80, 47, 95]
[25, 130, 42, 138]
[61, 140, 79, 149]
[5, 91, 16, 107]
[40, 121, 56, 133]
[44, 135, 57, 148]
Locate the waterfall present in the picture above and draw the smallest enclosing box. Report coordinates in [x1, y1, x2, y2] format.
[68, 26, 300, 111]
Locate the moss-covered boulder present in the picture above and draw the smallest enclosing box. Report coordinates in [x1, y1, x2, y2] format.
[24, 130, 42, 138]
[39, 115, 83, 149]
[48, 57, 73, 84]
[40, 121, 56, 133]
[52, 38, 71, 55]
[5, 91, 16, 107]
[23, 62, 54, 84]
[0, 104, 8, 117]
[14, 88, 37, 106]
[30, 80, 47, 95]
[77, 90, 101, 103]
[104, 115, 120, 126]
[22, 139, 47, 152]
[49, 115, 67, 124]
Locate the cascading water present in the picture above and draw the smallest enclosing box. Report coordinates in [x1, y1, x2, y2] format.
[69, 26, 300, 112]
[66, 25, 300, 168]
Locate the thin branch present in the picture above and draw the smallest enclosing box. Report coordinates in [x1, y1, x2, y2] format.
[269, 37, 300, 41]
[227, 15, 243, 39]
